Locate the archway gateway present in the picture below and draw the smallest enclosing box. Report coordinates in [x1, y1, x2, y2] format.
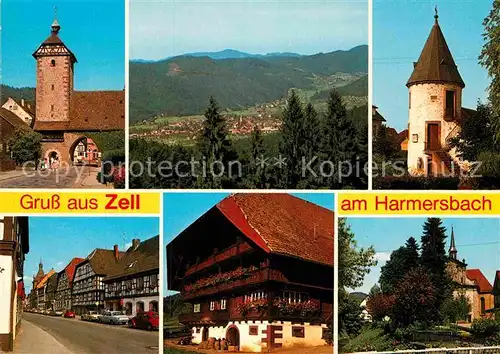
[69, 137, 100, 166]
[226, 325, 240, 350]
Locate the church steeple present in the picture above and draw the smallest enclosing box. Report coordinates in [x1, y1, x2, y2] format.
[51, 6, 60, 35]
[449, 226, 457, 260]
[406, 9, 465, 88]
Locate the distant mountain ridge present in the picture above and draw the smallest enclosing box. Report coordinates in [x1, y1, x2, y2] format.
[131, 46, 366, 63]
[130, 45, 368, 122]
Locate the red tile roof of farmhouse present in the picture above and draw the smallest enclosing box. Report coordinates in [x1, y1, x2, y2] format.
[466, 269, 493, 293]
[103, 236, 159, 282]
[63, 258, 85, 286]
[33, 91, 125, 131]
[216, 194, 334, 266]
[407, 14, 465, 88]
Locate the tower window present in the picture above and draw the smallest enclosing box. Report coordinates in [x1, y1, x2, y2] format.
[51, 59, 56, 67]
[445, 90, 455, 118]
[409, 92, 411, 109]
[51, 84, 55, 91]
[51, 105, 54, 112]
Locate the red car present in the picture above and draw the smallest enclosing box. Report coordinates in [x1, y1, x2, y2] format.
[64, 310, 76, 318]
[128, 311, 159, 331]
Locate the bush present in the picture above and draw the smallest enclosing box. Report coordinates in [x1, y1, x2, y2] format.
[471, 318, 500, 337]
[366, 293, 395, 322]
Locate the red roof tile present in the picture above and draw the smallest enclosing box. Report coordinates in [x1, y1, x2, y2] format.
[216, 194, 334, 266]
[64, 258, 85, 287]
[466, 269, 493, 293]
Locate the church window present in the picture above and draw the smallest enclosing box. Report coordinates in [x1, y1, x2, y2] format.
[445, 90, 455, 118]
[51, 59, 56, 67]
[481, 297, 486, 315]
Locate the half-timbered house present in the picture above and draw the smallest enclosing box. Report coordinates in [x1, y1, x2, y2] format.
[54, 257, 84, 311]
[72, 247, 122, 315]
[0, 216, 29, 352]
[103, 236, 159, 316]
[167, 194, 334, 352]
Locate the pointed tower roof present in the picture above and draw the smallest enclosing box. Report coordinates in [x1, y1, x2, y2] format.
[406, 9, 464, 88]
[32, 14, 77, 63]
[35, 261, 45, 280]
[449, 226, 457, 259]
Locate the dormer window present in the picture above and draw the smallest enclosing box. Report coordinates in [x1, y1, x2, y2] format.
[51, 59, 56, 67]
[445, 90, 455, 118]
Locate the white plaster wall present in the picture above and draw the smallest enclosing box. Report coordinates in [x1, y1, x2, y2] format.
[132, 295, 159, 317]
[0, 256, 13, 334]
[407, 83, 462, 174]
[277, 321, 327, 349]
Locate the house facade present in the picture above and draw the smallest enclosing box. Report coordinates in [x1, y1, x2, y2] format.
[31, 18, 124, 165]
[406, 11, 472, 176]
[167, 194, 334, 352]
[45, 273, 58, 311]
[33, 269, 56, 311]
[72, 247, 122, 315]
[2, 98, 35, 127]
[103, 236, 159, 317]
[0, 216, 29, 352]
[54, 257, 84, 311]
[447, 228, 494, 322]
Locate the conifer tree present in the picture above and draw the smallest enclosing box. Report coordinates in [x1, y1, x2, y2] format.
[321, 90, 357, 188]
[247, 125, 267, 188]
[420, 218, 451, 322]
[197, 97, 237, 188]
[298, 103, 321, 188]
[279, 90, 305, 188]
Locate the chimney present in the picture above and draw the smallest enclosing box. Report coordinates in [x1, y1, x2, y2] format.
[113, 245, 119, 260]
[132, 239, 141, 251]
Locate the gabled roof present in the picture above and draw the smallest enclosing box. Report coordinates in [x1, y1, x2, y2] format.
[216, 194, 334, 266]
[372, 105, 386, 122]
[0, 108, 30, 130]
[33, 91, 125, 132]
[36, 269, 56, 289]
[62, 258, 85, 287]
[82, 248, 123, 276]
[103, 236, 159, 282]
[466, 269, 493, 293]
[407, 14, 464, 88]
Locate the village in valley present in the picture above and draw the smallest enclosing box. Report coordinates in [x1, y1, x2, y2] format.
[0, 216, 160, 353]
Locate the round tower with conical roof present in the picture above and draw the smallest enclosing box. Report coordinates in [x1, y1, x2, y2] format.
[407, 9, 465, 176]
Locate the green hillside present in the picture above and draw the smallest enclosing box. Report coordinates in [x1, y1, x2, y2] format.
[130, 46, 367, 123]
[0, 85, 35, 105]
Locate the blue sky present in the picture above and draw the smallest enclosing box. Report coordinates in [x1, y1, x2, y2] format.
[346, 217, 500, 294]
[25, 217, 159, 293]
[130, 0, 368, 60]
[1, 0, 125, 89]
[163, 192, 335, 293]
[374, 0, 491, 131]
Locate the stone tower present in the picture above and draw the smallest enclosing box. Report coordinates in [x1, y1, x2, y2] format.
[406, 10, 465, 175]
[32, 17, 77, 123]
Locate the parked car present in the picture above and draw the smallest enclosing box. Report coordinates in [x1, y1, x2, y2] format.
[64, 310, 75, 318]
[55, 310, 64, 316]
[81, 311, 101, 322]
[100, 311, 129, 325]
[128, 311, 159, 331]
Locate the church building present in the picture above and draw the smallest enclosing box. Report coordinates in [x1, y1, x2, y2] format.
[446, 227, 494, 323]
[31, 17, 124, 165]
[406, 10, 474, 176]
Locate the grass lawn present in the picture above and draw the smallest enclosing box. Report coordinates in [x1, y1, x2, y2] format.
[341, 327, 394, 353]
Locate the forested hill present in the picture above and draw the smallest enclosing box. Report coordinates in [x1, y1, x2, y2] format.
[130, 45, 368, 123]
[0, 85, 35, 105]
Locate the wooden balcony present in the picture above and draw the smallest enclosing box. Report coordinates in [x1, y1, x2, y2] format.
[185, 242, 253, 277]
[183, 267, 285, 300]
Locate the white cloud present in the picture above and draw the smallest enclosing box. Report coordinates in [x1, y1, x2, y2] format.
[375, 252, 391, 262]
